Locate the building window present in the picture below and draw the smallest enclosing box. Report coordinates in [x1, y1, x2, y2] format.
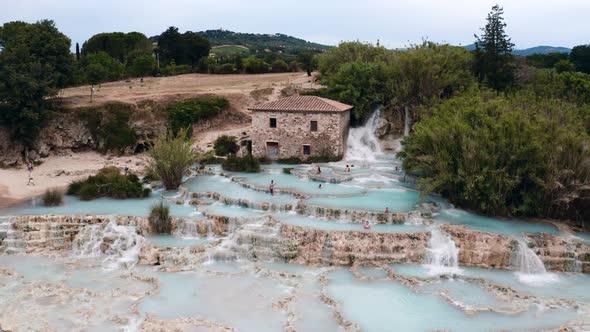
[303, 145, 311, 155]
[270, 118, 277, 128]
[310, 120, 318, 132]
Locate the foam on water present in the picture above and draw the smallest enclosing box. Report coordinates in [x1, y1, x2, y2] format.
[73, 218, 143, 270]
[424, 226, 463, 276]
[511, 239, 560, 285]
[345, 109, 382, 162]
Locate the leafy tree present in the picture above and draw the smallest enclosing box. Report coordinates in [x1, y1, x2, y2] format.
[271, 59, 289, 72]
[213, 135, 239, 156]
[82, 32, 152, 63]
[297, 52, 317, 76]
[86, 63, 109, 86]
[473, 4, 516, 90]
[130, 55, 156, 77]
[399, 89, 590, 224]
[243, 56, 269, 74]
[570, 44, 590, 74]
[316, 41, 474, 120]
[156, 27, 210, 69]
[84, 51, 124, 83]
[526, 52, 568, 69]
[554, 59, 575, 73]
[0, 20, 73, 146]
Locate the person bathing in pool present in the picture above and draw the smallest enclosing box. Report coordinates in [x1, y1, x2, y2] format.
[269, 180, 275, 195]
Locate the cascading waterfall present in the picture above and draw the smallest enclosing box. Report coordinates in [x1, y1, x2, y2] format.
[73, 218, 143, 269]
[425, 225, 462, 276]
[403, 107, 411, 136]
[0, 216, 24, 254]
[345, 108, 382, 162]
[173, 219, 201, 239]
[511, 239, 559, 284]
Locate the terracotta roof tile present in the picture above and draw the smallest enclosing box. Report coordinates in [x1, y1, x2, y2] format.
[249, 96, 353, 113]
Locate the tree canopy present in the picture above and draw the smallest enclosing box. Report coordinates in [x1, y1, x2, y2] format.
[473, 4, 516, 90]
[570, 44, 590, 74]
[0, 20, 73, 145]
[156, 27, 210, 68]
[82, 32, 152, 63]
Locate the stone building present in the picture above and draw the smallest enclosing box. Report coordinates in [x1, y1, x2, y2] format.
[248, 95, 352, 160]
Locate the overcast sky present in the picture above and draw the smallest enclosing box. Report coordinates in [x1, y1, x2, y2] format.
[1, 0, 588, 50]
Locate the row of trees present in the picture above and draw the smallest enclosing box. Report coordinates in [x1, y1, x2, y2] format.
[315, 5, 590, 225]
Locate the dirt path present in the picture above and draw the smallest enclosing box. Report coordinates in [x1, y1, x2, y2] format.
[0, 152, 146, 208]
[60, 72, 315, 110]
[1, 73, 319, 208]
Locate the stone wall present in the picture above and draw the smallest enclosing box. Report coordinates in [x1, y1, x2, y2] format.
[250, 110, 349, 160]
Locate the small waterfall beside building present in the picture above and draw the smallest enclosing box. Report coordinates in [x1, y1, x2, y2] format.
[425, 225, 462, 276]
[345, 109, 383, 162]
[403, 107, 411, 137]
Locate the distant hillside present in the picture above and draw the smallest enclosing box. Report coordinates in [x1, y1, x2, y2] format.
[199, 30, 330, 54]
[150, 29, 331, 55]
[462, 44, 571, 56]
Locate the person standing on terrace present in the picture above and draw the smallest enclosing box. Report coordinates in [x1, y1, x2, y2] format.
[269, 180, 275, 196]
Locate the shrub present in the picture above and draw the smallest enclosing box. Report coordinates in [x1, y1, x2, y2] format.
[244, 57, 269, 74]
[147, 128, 199, 190]
[68, 167, 150, 200]
[271, 60, 289, 73]
[198, 150, 224, 165]
[149, 201, 171, 234]
[213, 135, 239, 156]
[42, 189, 63, 206]
[222, 155, 261, 173]
[214, 63, 235, 74]
[277, 154, 341, 164]
[165, 97, 230, 135]
[282, 168, 293, 174]
[79, 102, 136, 153]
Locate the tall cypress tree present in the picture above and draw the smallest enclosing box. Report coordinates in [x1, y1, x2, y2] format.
[474, 4, 516, 90]
[75, 42, 80, 61]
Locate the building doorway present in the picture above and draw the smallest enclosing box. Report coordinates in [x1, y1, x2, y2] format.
[266, 142, 279, 159]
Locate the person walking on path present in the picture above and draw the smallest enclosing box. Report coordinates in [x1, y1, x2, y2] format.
[269, 180, 275, 196]
[26, 162, 35, 186]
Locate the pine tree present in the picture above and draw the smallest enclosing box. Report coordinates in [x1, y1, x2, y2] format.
[474, 4, 516, 90]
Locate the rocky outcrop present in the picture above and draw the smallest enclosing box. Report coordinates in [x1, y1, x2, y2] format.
[443, 224, 590, 273]
[441, 224, 515, 270]
[527, 232, 590, 273]
[3, 214, 589, 274]
[281, 224, 430, 266]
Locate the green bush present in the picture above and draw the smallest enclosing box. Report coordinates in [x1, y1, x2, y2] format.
[165, 97, 230, 135]
[198, 150, 225, 165]
[68, 167, 150, 201]
[399, 89, 590, 223]
[214, 63, 235, 74]
[277, 154, 341, 164]
[79, 102, 136, 153]
[149, 201, 171, 234]
[222, 155, 261, 173]
[42, 189, 63, 206]
[277, 157, 302, 164]
[271, 60, 289, 73]
[282, 168, 293, 174]
[213, 135, 239, 156]
[147, 128, 199, 190]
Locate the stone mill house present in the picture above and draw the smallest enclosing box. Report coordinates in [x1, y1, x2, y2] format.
[248, 95, 352, 160]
